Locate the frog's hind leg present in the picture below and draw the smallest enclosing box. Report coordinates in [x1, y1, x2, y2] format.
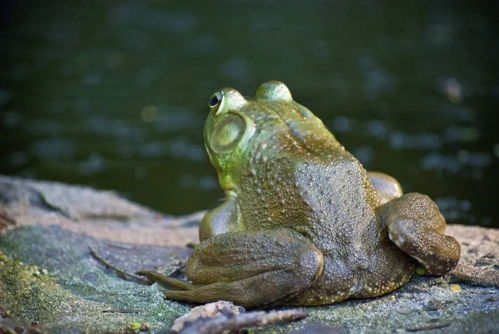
[383, 193, 460, 275]
[145, 228, 324, 308]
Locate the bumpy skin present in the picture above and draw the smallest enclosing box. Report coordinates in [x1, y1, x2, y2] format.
[139, 81, 461, 308]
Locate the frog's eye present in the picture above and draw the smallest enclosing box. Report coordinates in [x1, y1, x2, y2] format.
[255, 81, 293, 102]
[208, 91, 223, 111]
[210, 114, 246, 153]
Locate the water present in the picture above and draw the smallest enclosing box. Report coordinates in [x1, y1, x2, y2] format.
[1, 1, 498, 226]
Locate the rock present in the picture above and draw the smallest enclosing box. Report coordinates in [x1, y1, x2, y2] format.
[290, 322, 344, 334]
[172, 304, 307, 334]
[0, 175, 201, 247]
[446, 224, 499, 287]
[0, 175, 498, 333]
[170, 301, 244, 333]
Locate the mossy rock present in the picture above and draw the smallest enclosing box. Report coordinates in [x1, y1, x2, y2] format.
[0, 175, 498, 333]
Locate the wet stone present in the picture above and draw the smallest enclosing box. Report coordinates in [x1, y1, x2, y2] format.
[0, 175, 498, 333]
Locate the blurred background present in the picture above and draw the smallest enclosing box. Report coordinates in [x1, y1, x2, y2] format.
[0, 1, 498, 226]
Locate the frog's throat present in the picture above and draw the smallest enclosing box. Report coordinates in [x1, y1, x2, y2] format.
[217, 172, 237, 192]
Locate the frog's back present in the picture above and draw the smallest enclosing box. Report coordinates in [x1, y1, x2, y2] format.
[288, 152, 415, 305]
[294, 152, 377, 251]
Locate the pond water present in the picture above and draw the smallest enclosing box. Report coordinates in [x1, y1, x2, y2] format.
[1, 1, 498, 227]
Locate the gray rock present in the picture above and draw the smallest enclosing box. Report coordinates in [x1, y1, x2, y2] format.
[0, 175, 498, 333]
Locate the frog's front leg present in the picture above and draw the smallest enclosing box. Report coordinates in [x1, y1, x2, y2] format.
[367, 171, 403, 205]
[144, 228, 324, 308]
[199, 192, 241, 241]
[381, 192, 460, 275]
[137, 195, 243, 294]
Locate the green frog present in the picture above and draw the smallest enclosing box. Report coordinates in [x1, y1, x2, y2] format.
[139, 81, 460, 308]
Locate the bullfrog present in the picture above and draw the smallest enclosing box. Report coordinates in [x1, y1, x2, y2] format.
[139, 81, 461, 308]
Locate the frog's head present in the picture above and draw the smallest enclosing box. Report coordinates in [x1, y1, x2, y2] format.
[204, 81, 338, 192]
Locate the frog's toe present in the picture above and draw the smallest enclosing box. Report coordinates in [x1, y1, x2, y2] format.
[137, 270, 197, 290]
[385, 193, 461, 275]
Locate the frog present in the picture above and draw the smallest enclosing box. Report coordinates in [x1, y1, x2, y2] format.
[139, 81, 461, 308]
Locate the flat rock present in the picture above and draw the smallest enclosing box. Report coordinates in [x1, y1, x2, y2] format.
[0, 175, 498, 333]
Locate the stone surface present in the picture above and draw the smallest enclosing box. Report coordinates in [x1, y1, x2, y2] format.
[170, 301, 244, 333]
[0, 175, 498, 333]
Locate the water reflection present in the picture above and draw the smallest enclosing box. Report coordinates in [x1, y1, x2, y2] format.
[0, 1, 497, 226]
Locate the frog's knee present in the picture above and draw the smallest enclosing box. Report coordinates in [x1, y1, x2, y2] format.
[297, 244, 324, 284]
[387, 192, 446, 232]
[391, 193, 438, 215]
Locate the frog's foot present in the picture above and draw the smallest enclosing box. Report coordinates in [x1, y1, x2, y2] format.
[148, 228, 324, 308]
[384, 193, 461, 275]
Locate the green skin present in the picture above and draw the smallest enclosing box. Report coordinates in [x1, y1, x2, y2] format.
[139, 81, 461, 308]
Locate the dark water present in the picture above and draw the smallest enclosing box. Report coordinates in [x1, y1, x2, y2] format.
[1, 1, 498, 226]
